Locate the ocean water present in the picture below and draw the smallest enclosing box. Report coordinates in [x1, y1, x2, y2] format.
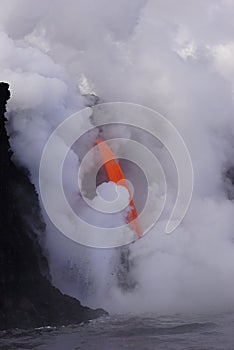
[1, 313, 234, 350]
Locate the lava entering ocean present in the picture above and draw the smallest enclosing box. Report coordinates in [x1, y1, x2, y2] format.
[96, 139, 142, 239]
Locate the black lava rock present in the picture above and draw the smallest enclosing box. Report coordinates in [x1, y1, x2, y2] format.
[0, 82, 106, 330]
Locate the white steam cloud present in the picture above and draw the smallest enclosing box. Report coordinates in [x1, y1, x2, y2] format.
[2, 0, 234, 314]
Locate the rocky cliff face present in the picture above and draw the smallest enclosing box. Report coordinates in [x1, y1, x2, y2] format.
[0, 82, 105, 330]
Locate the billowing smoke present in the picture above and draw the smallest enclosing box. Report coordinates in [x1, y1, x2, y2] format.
[2, 0, 234, 314]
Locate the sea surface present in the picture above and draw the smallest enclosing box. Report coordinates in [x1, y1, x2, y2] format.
[1, 313, 234, 350]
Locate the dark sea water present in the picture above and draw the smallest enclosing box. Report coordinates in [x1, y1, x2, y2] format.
[1, 313, 234, 350]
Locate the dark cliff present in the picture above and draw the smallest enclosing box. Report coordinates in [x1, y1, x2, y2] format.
[0, 82, 105, 330]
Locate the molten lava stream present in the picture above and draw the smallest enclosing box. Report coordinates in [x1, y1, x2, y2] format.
[96, 139, 142, 238]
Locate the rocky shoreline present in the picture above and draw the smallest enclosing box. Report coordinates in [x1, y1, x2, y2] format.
[0, 82, 106, 330]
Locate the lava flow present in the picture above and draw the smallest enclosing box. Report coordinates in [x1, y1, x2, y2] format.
[96, 139, 142, 238]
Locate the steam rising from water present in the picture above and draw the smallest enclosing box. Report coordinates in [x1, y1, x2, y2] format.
[2, 0, 234, 313]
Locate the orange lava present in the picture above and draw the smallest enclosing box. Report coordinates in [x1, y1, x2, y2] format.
[96, 139, 142, 238]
